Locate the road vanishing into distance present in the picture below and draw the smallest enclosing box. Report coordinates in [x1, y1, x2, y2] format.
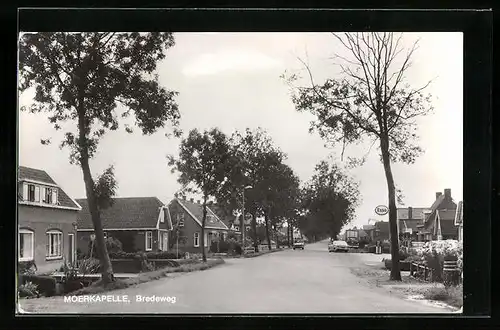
[19, 240, 452, 314]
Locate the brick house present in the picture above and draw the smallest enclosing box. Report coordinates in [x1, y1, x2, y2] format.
[168, 198, 230, 254]
[18, 166, 81, 274]
[76, 197, 173, 255]
[416, 189, 458, 241]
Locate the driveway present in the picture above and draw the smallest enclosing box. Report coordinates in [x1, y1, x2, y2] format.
[19, 240, 453, 314]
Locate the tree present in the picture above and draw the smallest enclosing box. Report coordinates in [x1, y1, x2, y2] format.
[214, 128, 286, 252]
[168, 128, 232, 262]
[19, 32, 180, 283]
[301, 160, 361, 240]
[283, 32, 433, 280]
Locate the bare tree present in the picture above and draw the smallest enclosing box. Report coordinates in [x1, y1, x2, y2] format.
[283, 32, 433, 281]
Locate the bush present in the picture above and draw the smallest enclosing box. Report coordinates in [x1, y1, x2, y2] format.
[18, 260, 37, 276]
[210, 240, 229, 253]
[19, 275, 56, 297]
[18, 281, 40, 298]
[105, 236, 123, 253]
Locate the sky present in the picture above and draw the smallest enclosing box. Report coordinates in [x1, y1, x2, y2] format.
[18, 32, 463, 231]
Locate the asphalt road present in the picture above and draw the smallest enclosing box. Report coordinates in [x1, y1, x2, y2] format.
[19, 240, 452, 314]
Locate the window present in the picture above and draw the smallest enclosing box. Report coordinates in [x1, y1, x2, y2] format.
[103, 232, 108, 239]
[207, 214, 215, 223]
[46, 230, 63, 259]
[145, 231, 153, 251]
[177, 213, 185, 227]
[27, 184, 35, 202]
[194, 232, 200, 247]
[234, 225, 240, 232]
[19, 229, 34, 261]
[43, 187, 52, 204]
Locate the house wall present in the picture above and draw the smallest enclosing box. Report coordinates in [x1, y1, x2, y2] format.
[18, 205, 77, 274]
[77, 229, 162, 255]
[168, 200, 213, 254]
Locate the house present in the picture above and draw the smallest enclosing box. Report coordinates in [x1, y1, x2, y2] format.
[374, 221, 390, 242]
[345, 227, 359, 241]
[397, 207, 427, 237]
[416, 189, 458, 241]
[76, 197, 173, 254]
[18, 166, 81, 273]
[454, 201, 463, 242]
[168, 197, 230, 253]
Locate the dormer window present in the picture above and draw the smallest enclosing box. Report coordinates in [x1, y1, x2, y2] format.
[22, 182, 58, 205]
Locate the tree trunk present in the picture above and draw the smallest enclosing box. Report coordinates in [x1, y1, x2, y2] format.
[380, 136, 402, 281]
[201, 196, 208, 262]
[251, 211, 259, 252]
[264, 210, 271, 250]
[274, 224, 280, 249]
[77, 112, 113, 283]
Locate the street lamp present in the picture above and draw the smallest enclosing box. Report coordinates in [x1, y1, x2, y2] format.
[241, 185, 252, 250]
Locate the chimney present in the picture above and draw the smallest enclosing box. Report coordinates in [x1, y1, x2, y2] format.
[174, 193, 178, 198]
[208, 201, 213, 206]
[408, 207, 413, 219]
[190, 198, 194, 203]
[436, 192, 442, 200]
[444, 189, 451, 199]
[196, 200, 201, 204]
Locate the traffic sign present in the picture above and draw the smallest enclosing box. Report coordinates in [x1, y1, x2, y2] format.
[375, 205, 389, 215]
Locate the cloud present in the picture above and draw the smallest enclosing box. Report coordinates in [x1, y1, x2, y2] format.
[182, 49, 283, 76]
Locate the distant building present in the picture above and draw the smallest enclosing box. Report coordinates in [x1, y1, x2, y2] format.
[416, 189, 458, 241]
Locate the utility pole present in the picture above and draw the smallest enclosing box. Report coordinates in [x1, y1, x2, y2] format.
[241, 185, 252, 252]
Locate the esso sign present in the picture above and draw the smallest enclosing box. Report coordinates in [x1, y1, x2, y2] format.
[375, 205, 389, 215]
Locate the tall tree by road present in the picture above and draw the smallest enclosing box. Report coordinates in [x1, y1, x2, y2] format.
[168, 128, 232, 262]
[19, 32, 180, 283]
[283, 32, 433, 280]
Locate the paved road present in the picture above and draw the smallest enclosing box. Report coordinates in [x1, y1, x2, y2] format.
[19, 240, 452, 314]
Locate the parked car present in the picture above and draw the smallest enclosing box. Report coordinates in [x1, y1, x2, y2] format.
[293, 240, 305, 250]
[328, 240, 349, 252]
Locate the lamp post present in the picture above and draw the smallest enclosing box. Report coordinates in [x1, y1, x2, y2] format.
[241, 185, 252, 250]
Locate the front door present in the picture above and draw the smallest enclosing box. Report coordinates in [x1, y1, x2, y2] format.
[68, 233, 75, 264]
[162, 232, 169, 251]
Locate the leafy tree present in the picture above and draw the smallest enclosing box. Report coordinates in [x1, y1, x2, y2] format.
[301, 160, 361, 240]
[168, 128, 232, 262]
[214, 128, 286, 252]
[19, 32, 180, 283]
[283, 32, 433, 280]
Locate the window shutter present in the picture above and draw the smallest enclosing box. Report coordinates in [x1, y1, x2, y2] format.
[52, 189, 58, 204]
[46, 233, 49, 257]
[41, 187, 46, 202]
[23, 184, 28, 200]
[35, 186, 40, 202]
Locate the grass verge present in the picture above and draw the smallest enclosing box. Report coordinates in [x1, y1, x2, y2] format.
[422, 285, 463, 308]
[69, 258, 225, 296]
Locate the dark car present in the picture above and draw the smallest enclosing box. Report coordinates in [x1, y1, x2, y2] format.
[293, 240, 305, 250]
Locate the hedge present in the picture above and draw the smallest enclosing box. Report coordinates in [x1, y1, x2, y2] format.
[108, 251, 186, 260]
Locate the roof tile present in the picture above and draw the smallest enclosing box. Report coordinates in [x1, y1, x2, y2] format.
[76, 197, 164, 230]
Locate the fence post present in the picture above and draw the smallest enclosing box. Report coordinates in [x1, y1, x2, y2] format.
[424, 266, 428, 281]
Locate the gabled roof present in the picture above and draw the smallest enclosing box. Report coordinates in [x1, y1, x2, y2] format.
[76, 197, 165, 230]
[363, 225, 375, 231]
[18, 166, 80, 210]
[455, 201, 463, 225]
[426, 209, 458, 236]
[175, 199, 229, 230]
